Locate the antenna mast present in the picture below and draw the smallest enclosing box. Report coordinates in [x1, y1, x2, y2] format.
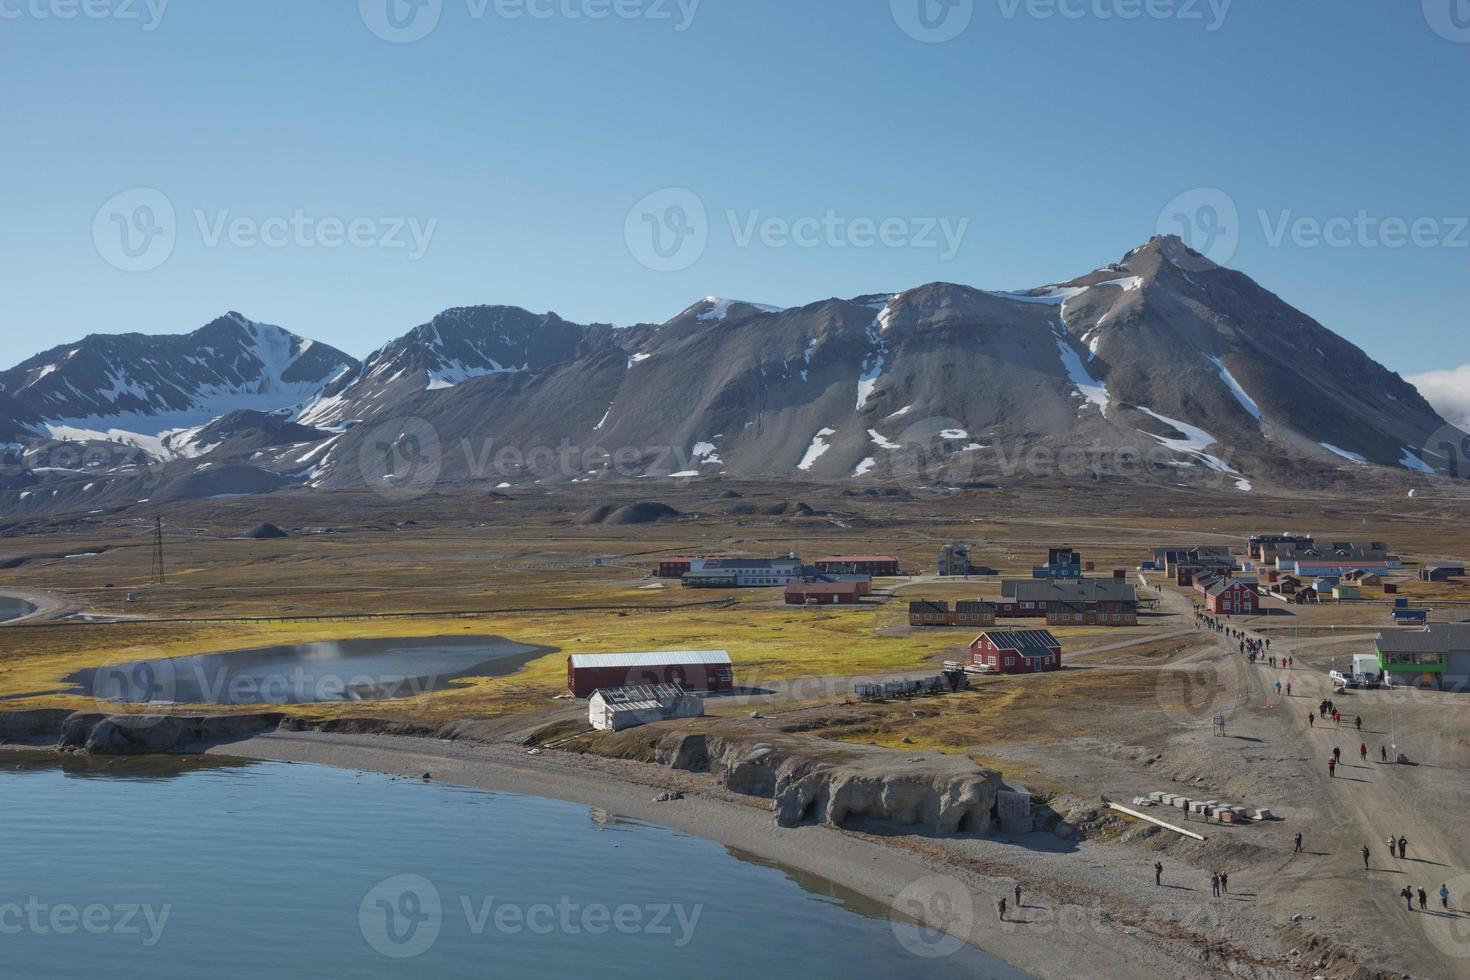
[150, 515, 165, 585]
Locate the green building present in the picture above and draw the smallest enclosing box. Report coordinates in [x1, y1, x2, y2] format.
[1374, 624, 1470, 690]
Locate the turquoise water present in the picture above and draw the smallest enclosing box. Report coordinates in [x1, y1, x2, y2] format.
[1, 756, 1024, 978]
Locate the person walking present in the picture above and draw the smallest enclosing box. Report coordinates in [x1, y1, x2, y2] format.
[1355, 716, 1362, 732]
[1275, 681, 1282, 697]
[1294, 833, 1303, 854]
[1308, 711, 1315, 728]
[1360, 743, 1368, 763]
[1363, 845, 1371, 870]
[1211, 872, 1220, 898]
[1381, 745, 1388, 763]
[1402, 886, 1415, 911]
[1014, 884, 1022, 910]
[1441, 883, 1451, 911]
[1399, 836, 1408, 860]
[1155, 861, 1163, 886]
[1418, 887, 1428, 911]
[1219, 871, 1229, 895]
[1328, 756, 1337, 777]
[1387, 834, 1397, 858]
[1286, 681, 1292, 697]
[998, 897, 1007, 921]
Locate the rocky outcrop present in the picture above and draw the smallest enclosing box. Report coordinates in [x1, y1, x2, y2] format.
[54, 711, 285, 755]
[0, 708, 72, 742]
[644, 732, 1002, 834]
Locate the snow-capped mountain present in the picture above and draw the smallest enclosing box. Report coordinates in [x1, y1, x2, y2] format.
[0, 312, 356, 456]
[300, 306, 620, 427]
[298, 236, 1452, 492]
[1, 237, 1463, 511]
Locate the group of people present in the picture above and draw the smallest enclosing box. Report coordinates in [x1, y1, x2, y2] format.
[1399, 883, 1452, 913]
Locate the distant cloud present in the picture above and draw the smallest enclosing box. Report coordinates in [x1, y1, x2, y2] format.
[1410, 363, 1470, 429]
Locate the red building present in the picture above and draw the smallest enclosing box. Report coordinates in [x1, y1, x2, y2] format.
[907, 600, 996, 627]
[567, 651, 734, 698]
[970, 630, 1063, 674]
[1200, 578, 1260, 616]
[785, 581, 862, 605]
[909, 600, 952, 626]
[1046, 600, 1137, 627]
[814, 556, 900, 576]
[656, 556, 728, 578]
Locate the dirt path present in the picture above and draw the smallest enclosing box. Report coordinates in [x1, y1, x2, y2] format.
[1229, 627, 1470, 976]
[0, 587, 78, 625]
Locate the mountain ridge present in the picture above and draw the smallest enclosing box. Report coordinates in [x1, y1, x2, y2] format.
[1, 236, 1462, 511]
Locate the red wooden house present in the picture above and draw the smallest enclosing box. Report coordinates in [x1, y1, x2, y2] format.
[970, 630, 1063, 674]
[785, 581, 862, 605]
[908, 600, 996, 627]
[1201, 578, 1260, 616]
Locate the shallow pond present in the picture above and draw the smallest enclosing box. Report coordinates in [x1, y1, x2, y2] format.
[0, 595, 37, 622]
[67, 634, 550, 705]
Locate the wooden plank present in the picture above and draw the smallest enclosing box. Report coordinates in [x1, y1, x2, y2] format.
[1107, 803, 1208, 841]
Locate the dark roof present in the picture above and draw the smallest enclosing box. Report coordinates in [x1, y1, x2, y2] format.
[1376, 624, 1470, 655]
[1206, 579, 1256, 598]
[979, 629, 1061, 653]
[1003, 579, 1138, 604]
[909, 600, 949, 613]
[699, 557, 799, 570]
[816, 555, 896, 563]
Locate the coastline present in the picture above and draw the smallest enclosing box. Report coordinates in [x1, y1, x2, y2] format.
[207, 730, 1196, 980]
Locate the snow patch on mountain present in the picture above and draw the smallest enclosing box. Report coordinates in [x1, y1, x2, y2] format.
[1321, 443, 1368, 465]
[868, 429, 901, 450]
[1135, 407, 1249, 490]
[697, 297, 783, 321]
[1054, 326, 1109, 414]
[1208, 355, 1262, 419]
[1399, 448, 1435, 474]
[798, 428, 836, 471]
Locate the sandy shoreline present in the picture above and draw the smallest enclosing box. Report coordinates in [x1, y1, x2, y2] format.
[204, 730, 1189, 980]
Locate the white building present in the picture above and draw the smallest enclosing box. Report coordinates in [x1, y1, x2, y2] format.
[682, 556, 803, 588]
[588, 684, 706, 732]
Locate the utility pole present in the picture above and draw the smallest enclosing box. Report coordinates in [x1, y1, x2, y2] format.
[150, 515, 165, 585]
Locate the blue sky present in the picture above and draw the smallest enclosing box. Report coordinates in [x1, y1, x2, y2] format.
[2, 0, 1467, 376]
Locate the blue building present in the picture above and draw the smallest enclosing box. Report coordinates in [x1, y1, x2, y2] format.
[1032, 547, 1083, 580]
